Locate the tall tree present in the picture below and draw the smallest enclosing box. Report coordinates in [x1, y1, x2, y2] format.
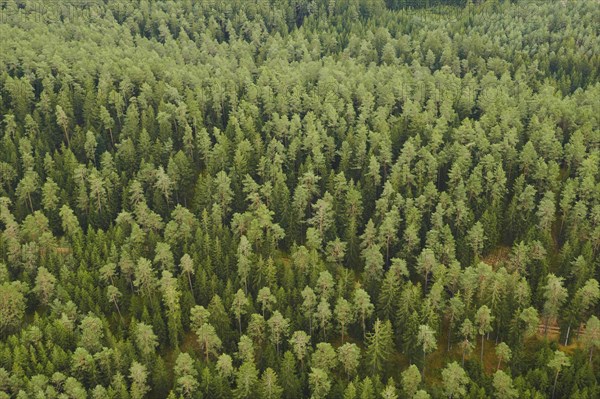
[365, 319, 394, 374]
[353, 288, 374, 338]
[417, 324, 437, 380]
[548, 350, 569, 399]
[581, 316, 600, 364]
[495, 342, 511, 370]
[268, 311, 290, 355]
[475, 306, 494, 363]
[232, 288, 249, 334]
[542, 274, 567, 337]
[335, 297, 355, 343]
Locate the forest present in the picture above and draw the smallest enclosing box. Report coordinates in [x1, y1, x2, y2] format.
[0, 0, 599, 398]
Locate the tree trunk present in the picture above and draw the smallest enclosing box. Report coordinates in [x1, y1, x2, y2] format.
[480, 334, 485, 363]
[205, 339, 209, 363]
[113, 299, 123, 321]
[63, 127, 71, 148]
[447, 322, 452, 351]
[362, 315, 366, 339]
[187, 272, 194, 301]
[564, 324, 571, 346]
[386, 240, 390, 267]
[552, 370, 559, 399]
[422, 349, 426, 381]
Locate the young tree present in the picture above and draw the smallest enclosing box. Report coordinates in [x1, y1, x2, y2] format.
[216, 353, 234, 379]
[416, 248, 436, 290]
[492, 370, 517, 399]
[519, 307, 540, 342]
[311, 342, 338, 374]
[378, 206, 401, 266]
[315, 271, 335, 301]
[308, 192, 335, 243]
[308, 368, 331, 399]
[55, 104, 71, 147]
[414, 390, 431, 399]
[34, 267, 56, 306]
[446, 295, 465, 351]
[334, 297, 355, 343]
[302, 286, 317, 336]
[258, 368, 283, 399]
[495, 342, 511, 370]
[401, 364, 422, 398]
[542, 274, 567, 337]
[441, 362, 469, 399]
[353, 288, 375, 338]
[154, 166, 173, 206]
[16, 169, 39, 212]
[180, 253, 195, 299]
[475, 305, 494, 363]
[237, 236, 253, 294]
[268, 311, 290, 355]
[235, 361, 259, 399]
[134, 257, 157, 299]
[107, 285, 123, 320]
[134, 322, 158, 360]
[564, 279, 600, 345]
[315, 299, 332, 340]
[417, 324, 437, 380]
[232, 289, 249, 334]
[548, 350, 569, 399]
[466, 222, 486, 261]
[196, 323, 222, 362]
[238, 335, 255, 364]
[337, 343, 360, 379]
[581, 316, 600, 364]
[79, 314, 104, 353]
[365, 319, 394, 374]
[289, 330, 311, 369]
[381, 379, 398, 399]
[129, 361, 150, 399]
[257, 287, 277, 317]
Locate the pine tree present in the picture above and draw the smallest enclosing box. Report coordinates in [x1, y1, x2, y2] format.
[365, 319, 394, 374]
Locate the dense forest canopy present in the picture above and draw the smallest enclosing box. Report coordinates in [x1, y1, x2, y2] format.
[0, 0, 599, 398]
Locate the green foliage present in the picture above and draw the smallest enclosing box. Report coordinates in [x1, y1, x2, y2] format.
[0, 1, 599, 397]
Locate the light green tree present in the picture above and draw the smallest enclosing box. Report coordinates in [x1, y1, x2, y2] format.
[548, 350, 570, 399]
[441, 361, 469, 399]
[475, 305, 494, 362]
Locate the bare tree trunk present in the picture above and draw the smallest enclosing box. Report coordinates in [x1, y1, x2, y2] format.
[113, 298, 123, 321]
[480, 334, 485, 363]
[27, 193, 34, 213]
[564, 324, 571, 346]
[447, 323, 452, 351]
[422, 349, 426, 381]
[63, 127, 70, 148]
[187, 272, 194, 301]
